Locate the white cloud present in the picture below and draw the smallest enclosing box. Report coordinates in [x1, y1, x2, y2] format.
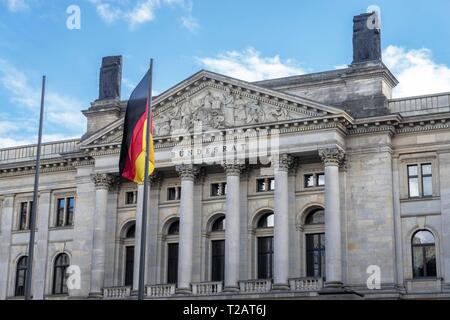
[88, 0, 199, 30]
[197, 48, 306, 82]
[383, 45, 450, 98]
[181, 15, 199, 32]
[1, 0, 29, 12]
[0, 58, 86, 148]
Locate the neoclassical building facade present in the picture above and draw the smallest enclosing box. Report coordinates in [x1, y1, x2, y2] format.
[1, 12, 450, 299]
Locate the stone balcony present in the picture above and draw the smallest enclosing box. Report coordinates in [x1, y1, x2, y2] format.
[102, 277, 323, 299]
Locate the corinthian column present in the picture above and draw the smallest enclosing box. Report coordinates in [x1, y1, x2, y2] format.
[89, 173, 116, 297]
[319, 147, 345, 288]
[223, 161, 244, 292]
[273, 154, 293, 290]
[175, 164, 198, 293]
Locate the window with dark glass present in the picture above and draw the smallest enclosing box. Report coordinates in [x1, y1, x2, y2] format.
[167, 187, 181, 201]
[305, 209, 326, 278]
[306, 233, 325, 278]
[257, 237, 273, 279]
[52, 253, 70, 295]
[124, 223, 135, 286]
[124, 246, 134, 286]
[211, 183, 227, 197]
[257, 178, 275, 192]
[304, 173, 325, 188]
[412, 230, 437, 278]
[168, 220, 180, 235]
[167, 243, 179, 284]
[211, 216, 226, 231]
[15, 256, 28, 296]
[125, 191, 137, 205]
[19, 202, 30, 231]
[211, 240, 225, 281]
[257, 212, 274, 228]
[305, 209, 325, 224]
[56, 197, 75, 227]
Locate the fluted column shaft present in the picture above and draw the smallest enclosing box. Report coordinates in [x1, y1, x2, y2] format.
[273, 155, 293, 289]
[223, 163, 243, 291]
[320, 148, 345, 288]
[90, 173, 115, 297]
[176, 165, 197, 293]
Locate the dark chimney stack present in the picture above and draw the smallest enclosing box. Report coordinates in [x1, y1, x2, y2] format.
[352, 12, 381, 65]
[99, 55, 122, 100]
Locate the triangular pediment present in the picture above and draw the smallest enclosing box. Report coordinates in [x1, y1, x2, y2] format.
[81, 70, 349, 148]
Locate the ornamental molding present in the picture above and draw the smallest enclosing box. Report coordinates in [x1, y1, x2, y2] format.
[175, 164, 200, 181]
[92, 173, 119, 190]
[222, 160, 246, 176]
[319, 147, 346, 166]
[273, 154, 295, 172]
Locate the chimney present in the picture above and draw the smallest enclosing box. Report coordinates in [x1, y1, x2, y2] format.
[98, 55, 123, 100]
[352, 12, 381, 65]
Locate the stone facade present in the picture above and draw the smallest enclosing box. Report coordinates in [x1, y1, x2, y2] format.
[1, 12, 450, 300]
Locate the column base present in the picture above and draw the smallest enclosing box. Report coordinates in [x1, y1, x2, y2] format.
[176, 287, 192, 295]
[223, 286, 240, 293]
[272, 283, 290, 291]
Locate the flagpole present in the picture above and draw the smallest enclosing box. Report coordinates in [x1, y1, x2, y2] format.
[138, 60, 153, 300]
[25, 75, 46, 300]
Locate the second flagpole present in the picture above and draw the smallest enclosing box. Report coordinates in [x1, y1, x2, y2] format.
[138, 59, 154, 300]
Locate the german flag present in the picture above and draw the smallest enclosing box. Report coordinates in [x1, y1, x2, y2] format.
[119, 69, 155, 183]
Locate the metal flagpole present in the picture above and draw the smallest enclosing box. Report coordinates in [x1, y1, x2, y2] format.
[138, 60, 153, 300]
[25, 75, 46, 300]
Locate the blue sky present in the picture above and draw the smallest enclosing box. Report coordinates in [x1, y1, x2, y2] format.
[1, 0, 450, 148]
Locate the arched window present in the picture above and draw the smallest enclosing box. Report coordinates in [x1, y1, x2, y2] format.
[256, 211, 274, 279]
[257, 212, 274, 228]
[211, 216, 226, 232]
[412, 230, 437, 278]
[15, 256, 28, 297]
[210, 215, 225, 281]
[304, 208, 325, 278]
[123, 222, 135, 287]
[53, 253, 70, 295]
[168, 220, 180, 235]
[166, 219, 180, 284]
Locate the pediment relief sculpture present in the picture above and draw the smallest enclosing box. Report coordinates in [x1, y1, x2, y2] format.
[153, 87, 310, 136]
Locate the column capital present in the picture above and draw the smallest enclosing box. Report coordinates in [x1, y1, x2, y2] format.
[319, 147, 346, 166]
[273, 154, 296, 172]
[92, 173, 118, 190]
[222, 161, 245, 176]
[175, 164, 199, 181]
[149, 171, 163, 189]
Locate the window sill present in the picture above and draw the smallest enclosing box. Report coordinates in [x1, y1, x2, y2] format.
[400, 196, 440, 203]
[12, 229, 37, 234]
[49, 226, 74, 231]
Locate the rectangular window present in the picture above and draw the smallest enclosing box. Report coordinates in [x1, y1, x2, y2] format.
[306, 233, 326, 278]
[210, 183, 227, 197]
[257, 178, 275, 192]
[421, 164, 433, 197]
[55, 197, 75, 227]
[304, 173, 325, 188]
[125, 191, 137, 205]
[408, 165, 419, 197]
[211, 240, 225, 282]
[257, 236, 274, 279]
[167, 187, 181, 201]
[167, 243, 179, 284]
[408, 163, 433, 198]
[56, 199, 65, 227]
[304, 174, 314, 188]
[124, 246, 134, 286]
[66, 197, 75, 226]
[19, 202, 29, 231]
